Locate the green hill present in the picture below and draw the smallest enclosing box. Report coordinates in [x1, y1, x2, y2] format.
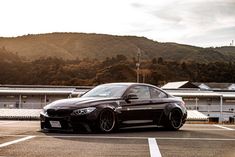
[0, 32, 233, 63]
[213, 46, 235, 61]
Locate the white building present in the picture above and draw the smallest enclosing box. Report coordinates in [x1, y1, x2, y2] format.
[1, 82, 235, 122]
[162, 81, 235, 122]
[0, 85, 91, 109]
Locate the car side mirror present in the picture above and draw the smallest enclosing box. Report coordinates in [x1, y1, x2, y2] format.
[126, 93, 138, 102]
[77, 93, 84, 97]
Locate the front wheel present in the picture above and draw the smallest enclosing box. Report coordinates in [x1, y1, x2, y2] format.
[165, 109, 183, 131]
[98, 109, 116, 133]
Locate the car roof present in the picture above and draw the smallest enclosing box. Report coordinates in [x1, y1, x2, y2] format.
[97, 82, 171, 97]
[100, 82, 158, 88]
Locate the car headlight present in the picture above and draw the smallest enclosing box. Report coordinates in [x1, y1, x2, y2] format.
[72, 107, 96, 116]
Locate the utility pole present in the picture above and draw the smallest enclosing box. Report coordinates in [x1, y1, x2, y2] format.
[230, 40, 234, 46]
[136, 48, 141, 83]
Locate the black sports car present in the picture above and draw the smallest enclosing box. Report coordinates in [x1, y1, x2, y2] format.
[40, 83, 187, 132]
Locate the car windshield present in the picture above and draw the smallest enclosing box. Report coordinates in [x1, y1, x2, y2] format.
[82, 84, 128, 98]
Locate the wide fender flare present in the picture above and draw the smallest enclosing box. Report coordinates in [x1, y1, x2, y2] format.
[95, 102, 119, 115]
[163, 103, 184, 118]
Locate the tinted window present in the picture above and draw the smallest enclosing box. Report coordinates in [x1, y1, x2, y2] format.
[128, 85, 150, 99]
[150, 87, 167, 99]
[82, 84, 128, 98]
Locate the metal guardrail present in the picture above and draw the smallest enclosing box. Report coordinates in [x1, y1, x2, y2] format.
[0, 109, 41, 120]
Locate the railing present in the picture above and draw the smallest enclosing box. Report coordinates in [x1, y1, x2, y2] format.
[0, 102, 46, 109]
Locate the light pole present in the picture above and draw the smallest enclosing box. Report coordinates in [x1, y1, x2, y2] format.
[136, 49, 141, 83]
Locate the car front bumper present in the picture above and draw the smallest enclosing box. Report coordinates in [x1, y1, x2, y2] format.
[40, 112, 98, 132]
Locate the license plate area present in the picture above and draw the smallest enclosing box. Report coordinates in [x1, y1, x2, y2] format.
[49, 121, 61, 128]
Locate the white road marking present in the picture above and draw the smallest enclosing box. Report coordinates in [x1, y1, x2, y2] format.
[213, 125, 234, 130]
[155, 137, 235, 141]
[183, 129, 227, 131]
[0, 136, 35, 148]
[184, 124, 217, 126]
[148, 138, 162, 157]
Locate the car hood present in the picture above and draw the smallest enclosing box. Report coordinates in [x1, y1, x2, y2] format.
[44, 97, 120, 110]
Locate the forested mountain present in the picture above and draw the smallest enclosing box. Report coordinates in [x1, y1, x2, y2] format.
[1, 33, 235, 85]
[213, 46, 235, 61]
[0, 47, 21, 62]
[0, 33, 234, 63]
[0, 55, 235, 86]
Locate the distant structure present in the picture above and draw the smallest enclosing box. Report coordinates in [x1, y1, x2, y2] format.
[162, 81, 235, 123]
[0, 85, 92, 109]
[230, 40, 234, 46]
[136, 48, 141, 83]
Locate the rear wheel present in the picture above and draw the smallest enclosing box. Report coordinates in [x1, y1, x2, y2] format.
[99, 109, 116, 133]
[165, 109, 183, 130]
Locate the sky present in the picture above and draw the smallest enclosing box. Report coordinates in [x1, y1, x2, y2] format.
[0, 0, 234, 47]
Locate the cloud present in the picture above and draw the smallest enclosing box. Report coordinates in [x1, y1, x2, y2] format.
[130, 0, 235, 47]
[0, 0, 234, 47]
[131, 2, 144, 8]
[182, 26, 235, 47]
[144, 0, 235, 27]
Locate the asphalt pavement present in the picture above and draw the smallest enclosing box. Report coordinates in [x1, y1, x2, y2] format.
[0, 121, 235, 157]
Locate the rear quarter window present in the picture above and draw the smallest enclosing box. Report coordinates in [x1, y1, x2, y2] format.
[150, 87, 167, 99]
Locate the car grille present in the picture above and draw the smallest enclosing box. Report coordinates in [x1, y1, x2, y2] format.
[47, 109, 73, 117]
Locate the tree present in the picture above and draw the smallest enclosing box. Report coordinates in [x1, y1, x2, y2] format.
[157, 57, 163, 64]
[152, 58, 157, 64]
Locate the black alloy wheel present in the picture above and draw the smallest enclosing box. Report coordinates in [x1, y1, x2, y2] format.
[99, 109, 116, 133]
[167, 109, 183, 130]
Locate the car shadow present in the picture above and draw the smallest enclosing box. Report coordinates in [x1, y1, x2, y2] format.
[39, 124, 232, 145]
[40, 125, 175, 134]
[39, 125, 192, 145]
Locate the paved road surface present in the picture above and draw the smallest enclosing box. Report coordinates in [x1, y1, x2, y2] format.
[0, 121, 235, 157]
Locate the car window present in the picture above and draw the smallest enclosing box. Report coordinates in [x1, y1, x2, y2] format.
[82, 84, 128, 98]
[150, 87, 167, 99]
[128, 85, 150, 99]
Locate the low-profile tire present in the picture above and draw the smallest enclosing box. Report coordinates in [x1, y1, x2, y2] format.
[98, 109, 116, 133]
[165, 108, 183, 131]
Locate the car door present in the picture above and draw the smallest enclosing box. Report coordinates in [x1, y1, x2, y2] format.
[149, 86, 169, 121]
[121, 85, 153, 124]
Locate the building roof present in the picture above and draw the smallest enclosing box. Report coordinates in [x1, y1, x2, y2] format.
[166, 89, 235, 98]
[167, 90, 223, 97]
[0, 87, 91, 95]
[162, 81, 199, 89]
[0, 84, 92, 89]
[194, 82, 235, 90]
[198, 83, 210, 90]
[228, 84, 235, 90]
[217, 92, 235, 98]
[162, 81, 235, 92]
